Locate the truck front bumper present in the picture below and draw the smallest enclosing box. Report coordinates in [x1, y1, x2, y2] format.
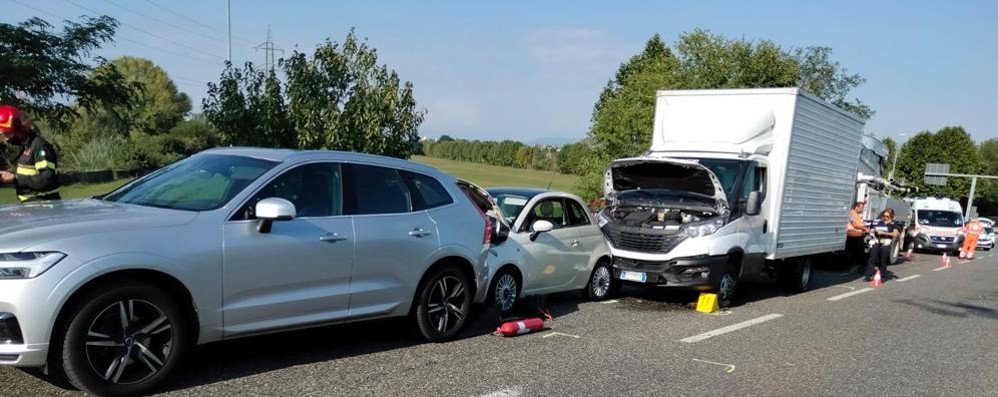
[612, 254, 729, 289]
[913, 233, 964, 251]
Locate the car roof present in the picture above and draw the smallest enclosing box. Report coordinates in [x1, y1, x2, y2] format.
[200, 147, 446, 178]
[486, 187, 550, 199]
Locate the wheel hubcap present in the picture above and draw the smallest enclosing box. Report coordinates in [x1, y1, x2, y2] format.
[592, 266, 611, 297]
[801, 262, 812, 288]
[426, 275, 468, 333]
[494, 274, 518, 312]
[85, 300, 173, 385]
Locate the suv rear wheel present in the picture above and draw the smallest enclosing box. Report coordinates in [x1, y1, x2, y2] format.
[414, 266, 472, 341]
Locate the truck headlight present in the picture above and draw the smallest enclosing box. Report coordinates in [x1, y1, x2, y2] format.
[0, 252, 66, 279]
[684, 216, 728, 238]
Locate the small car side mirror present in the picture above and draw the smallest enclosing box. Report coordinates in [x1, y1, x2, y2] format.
[256, 197, 296, 233]
[746, 191, 762, 216]
[530, 220, 555, 242]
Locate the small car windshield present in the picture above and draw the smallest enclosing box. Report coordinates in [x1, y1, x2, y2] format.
[102, 154, 278, 211]
[493, 194, 530, 224]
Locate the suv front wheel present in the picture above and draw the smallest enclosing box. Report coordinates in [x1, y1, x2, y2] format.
[56, 280, 190, 397]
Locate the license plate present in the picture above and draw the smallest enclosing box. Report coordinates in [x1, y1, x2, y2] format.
[619, 271, 647, 283]
[936, 244, 948, 249]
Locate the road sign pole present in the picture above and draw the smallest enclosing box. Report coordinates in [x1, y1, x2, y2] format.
[966, 176, 977, 220]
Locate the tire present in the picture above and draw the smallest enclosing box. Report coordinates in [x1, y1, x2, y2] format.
[56, 281, 190, 397]
[712, 263, 739, 307]
[778, 257, 813, 292]
[583, 260, 616, 301]
[414, 266, 472, 341]
[488, 268, 520, 313]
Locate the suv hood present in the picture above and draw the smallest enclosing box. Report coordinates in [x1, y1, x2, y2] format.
[604, 157, 728, 208]
[0, 199, 199, 252]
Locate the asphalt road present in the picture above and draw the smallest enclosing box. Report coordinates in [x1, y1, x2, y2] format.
[4, 250, 998, 396]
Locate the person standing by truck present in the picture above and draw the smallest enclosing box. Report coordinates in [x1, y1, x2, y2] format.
[0, 105, 61, 202]
[846, 201, 869, 271]
[960, 218, 983, 259]
[866, 208, 898, 281]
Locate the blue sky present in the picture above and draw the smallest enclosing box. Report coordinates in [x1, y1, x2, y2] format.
[7, 0, 998, 144]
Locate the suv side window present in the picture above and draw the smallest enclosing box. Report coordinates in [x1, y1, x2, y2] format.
[401, 171, 453, 211]
[348, 164, 412, 215]
[235, 163, 343, 220]
[520, 198, 565, 232]
[566, 199, 592, 227]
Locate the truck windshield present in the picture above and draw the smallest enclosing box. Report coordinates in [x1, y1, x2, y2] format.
[917, 210, 964, 227]
[675, 158, 746, 205]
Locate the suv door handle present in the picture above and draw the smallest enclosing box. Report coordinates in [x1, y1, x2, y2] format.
[409, 228, 433, 238]
[319, 233, 349, 242]
[571, 239, 581, 247]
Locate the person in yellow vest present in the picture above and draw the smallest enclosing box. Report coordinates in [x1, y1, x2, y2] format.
[960, 218, 984, 259]
[0, 105, 61, 202]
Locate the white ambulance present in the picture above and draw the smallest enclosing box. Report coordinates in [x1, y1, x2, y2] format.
[909, 197, 965, 254]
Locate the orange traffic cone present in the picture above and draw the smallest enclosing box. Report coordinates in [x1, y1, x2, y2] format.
[872, 268, 883, 287]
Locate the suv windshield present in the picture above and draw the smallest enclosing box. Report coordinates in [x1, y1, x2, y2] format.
[916, 210, 964, 227]
[103, 154, 278, 211]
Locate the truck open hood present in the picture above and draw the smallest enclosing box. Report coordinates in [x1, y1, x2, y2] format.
[604, 157, 728, 208]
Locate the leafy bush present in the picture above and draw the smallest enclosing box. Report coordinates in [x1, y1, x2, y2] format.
[65, 134, 131, 170]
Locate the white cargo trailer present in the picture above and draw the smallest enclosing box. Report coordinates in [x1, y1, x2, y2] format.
[599, 88, 866, 301]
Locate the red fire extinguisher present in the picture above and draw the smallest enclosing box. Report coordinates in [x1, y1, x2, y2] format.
[495, 317, 545, 337]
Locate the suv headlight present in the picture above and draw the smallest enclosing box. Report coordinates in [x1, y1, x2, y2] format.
[0, 252, 66, 279]
[683, 215, 728, 238]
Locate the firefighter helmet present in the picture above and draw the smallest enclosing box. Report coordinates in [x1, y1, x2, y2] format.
[0, 105, 30, 142]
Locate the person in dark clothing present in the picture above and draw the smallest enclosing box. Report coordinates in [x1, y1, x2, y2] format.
[865, 208, 898, 281]
[0, 105, 61, 202]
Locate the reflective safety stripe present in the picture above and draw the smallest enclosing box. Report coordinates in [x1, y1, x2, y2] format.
[16, 166, 38, 176]
[34, 160, 56, 170]
[17, 189, 60, 202]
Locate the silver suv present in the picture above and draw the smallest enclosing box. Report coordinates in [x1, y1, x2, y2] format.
[0, 148, 493, 396]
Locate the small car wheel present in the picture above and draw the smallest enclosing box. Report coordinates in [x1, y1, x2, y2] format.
[584, 260, 616, 301]
[58, 280, 190, 397]
[488, 268, 520, 313]
[414, 266, 472, 341]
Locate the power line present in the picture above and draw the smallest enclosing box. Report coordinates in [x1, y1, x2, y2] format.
[142, 0, 256, 47]
[6, 0, 220, 66]
[98, 0, 241, 48]
[63, 0, 226, 63]
[255, 26, 284, 71]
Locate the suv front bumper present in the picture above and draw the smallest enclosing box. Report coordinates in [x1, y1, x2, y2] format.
[612, 254, 729, 289]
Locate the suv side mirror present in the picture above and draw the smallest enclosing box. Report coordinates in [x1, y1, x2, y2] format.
[256, 197, 296, 233]
[746, 191, 762, 216]
[530, 220, 554, 242]
[491, 217, 511, 244]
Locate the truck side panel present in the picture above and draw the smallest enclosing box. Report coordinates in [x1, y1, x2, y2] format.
[773, 94, 864, 259]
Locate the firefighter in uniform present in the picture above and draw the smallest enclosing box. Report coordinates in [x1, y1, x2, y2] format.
[0, 105, 61, 202]
[960, 218, 983, 259]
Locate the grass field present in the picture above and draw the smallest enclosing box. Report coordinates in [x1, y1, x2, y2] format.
[0, 156, 579, 205]
[411, 156, 579, 192]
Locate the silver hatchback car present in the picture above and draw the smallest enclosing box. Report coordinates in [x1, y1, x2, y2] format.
[0, 148, 493, 396]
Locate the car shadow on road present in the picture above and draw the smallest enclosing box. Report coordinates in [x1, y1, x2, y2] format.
[893, 294, 998, 320]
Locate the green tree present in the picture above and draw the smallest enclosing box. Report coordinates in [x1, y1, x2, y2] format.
[438, 135, 455, 142]
[203, 63, 251, 146]
[576, 29, 872, 201]
[882, 136, 897, 177]
[895, 126, 984, 200]
[107, 56, 191, 135]
[974, 139, 998, 216]
[0, 16, 134, 128]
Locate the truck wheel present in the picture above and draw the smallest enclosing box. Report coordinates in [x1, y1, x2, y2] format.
[57, 280, 190, 397]
[712, 263, 739, 307]
[778, 257, 812, 292]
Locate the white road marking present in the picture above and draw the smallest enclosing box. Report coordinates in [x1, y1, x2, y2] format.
[827, 287, 874, 301]
[896, 274, 922, 282]
[959, 260, 971, 264]
[933, 266, 949, 271]
[679, 314, 783, 343]
[691, 358, 736, 373]
[481, 387, 522, 397]
[541, 331, 580, 339]
[833, 285, 856, 291]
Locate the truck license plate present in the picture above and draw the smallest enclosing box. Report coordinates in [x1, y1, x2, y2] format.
[620, 271, 647, 283]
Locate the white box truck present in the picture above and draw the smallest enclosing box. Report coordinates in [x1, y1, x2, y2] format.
[598, 88, 865, 302]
